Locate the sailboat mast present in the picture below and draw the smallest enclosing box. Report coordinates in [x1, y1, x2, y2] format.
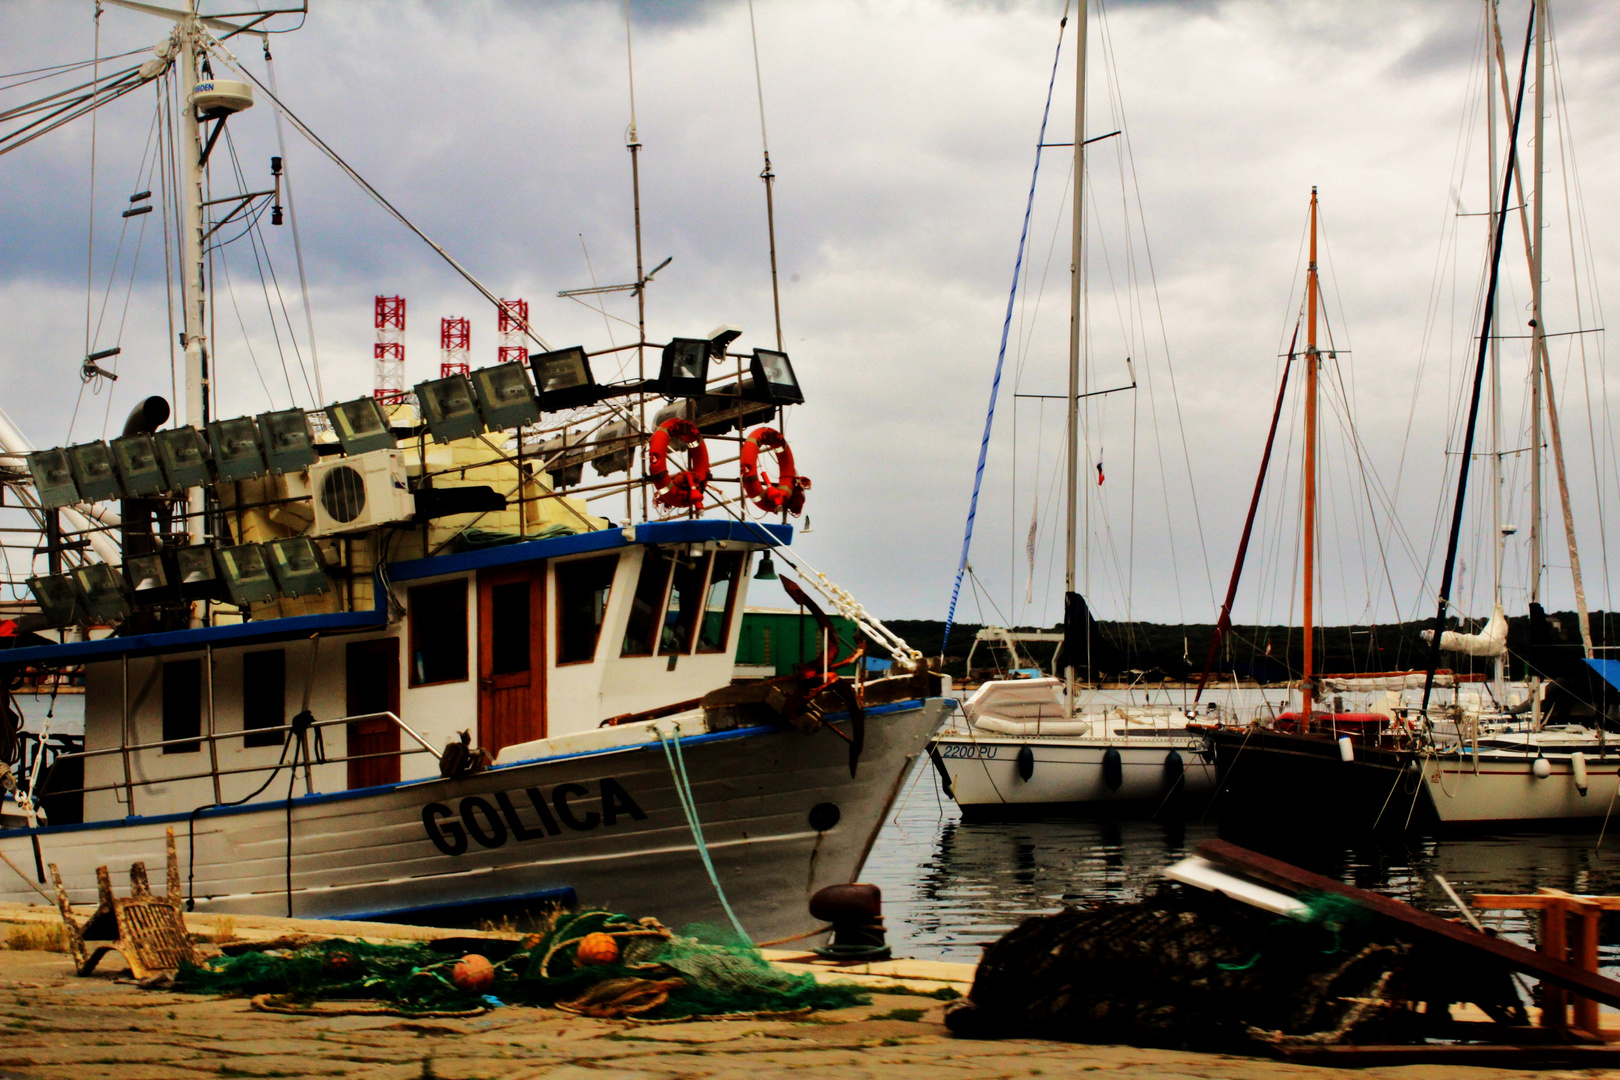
[1301, 187, 1319, 723]
[1528, 0, 1544, 621]
[1487, 0, 1506, 703]
[1063, 0, 1087, 711]
[178, 3, 209, 546]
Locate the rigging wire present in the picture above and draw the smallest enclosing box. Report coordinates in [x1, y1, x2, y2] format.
[264, 42, 323, 407]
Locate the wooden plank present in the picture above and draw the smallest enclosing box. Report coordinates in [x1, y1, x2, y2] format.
[1196, 839, 1620, 1010]
[1272, 1044, 1620, 1067]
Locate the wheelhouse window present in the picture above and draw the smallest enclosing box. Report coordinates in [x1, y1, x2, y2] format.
[409, 580, 468, 686]
[659, 552, 710, 656]
[162, 659, 201, 754]
[557, 555, 619, 665]
[621, 548, 674, 657]
[242, 650, 285, 748]
[696, 552, 743, 653]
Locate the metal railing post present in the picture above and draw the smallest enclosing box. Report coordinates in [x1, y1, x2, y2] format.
[120, 655, 135, 816]
[206, 644, 222, 806]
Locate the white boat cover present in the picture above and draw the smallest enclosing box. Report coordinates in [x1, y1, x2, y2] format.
[1419, 602, 1508, 657]
[1319, 672, 1457, 692]
[962, 677, 1066, 725]
[970, 715, 1098, 736]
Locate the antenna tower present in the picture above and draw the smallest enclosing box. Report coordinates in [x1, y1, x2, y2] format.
[441, 316, 470, 377]
[498, 298, 529, 363]
[374, 295, 406, 401]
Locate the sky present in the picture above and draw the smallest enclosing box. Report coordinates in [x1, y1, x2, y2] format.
[1, 0, 1616, 634]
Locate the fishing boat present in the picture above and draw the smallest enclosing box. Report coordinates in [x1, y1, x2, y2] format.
[1204, 0, 1619, 830]
[0, 2, 947, 943]
[927, 1, 1215, 817]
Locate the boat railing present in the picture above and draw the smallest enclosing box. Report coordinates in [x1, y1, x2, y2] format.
[27, 710, 438, 820]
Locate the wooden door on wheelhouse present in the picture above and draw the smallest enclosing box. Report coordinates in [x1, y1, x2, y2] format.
[478, 563, 547, 756]
[346, 639, 400, 789]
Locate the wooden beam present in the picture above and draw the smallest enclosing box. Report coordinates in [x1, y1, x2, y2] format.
[1196, 839, 1620, 1009]
[1473, 893, 1620, 911]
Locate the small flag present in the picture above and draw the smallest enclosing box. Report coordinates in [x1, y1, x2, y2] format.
[1096, 461, 1104, 485]
[1265, 640, 1273, 656]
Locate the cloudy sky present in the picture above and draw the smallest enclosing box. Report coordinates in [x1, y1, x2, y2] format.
[1, 0, 1616, 634]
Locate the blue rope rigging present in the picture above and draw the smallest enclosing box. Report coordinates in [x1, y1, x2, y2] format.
[942, 16, 1069, 655]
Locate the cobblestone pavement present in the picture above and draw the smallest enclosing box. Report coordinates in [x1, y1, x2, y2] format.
[2, 949, 1617, 1080]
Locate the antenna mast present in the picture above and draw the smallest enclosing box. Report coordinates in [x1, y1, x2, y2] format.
[1301, 188, 1319, 724]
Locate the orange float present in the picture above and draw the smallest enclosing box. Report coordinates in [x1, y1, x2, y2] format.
[647, 417, 710, 510]
[739, 426, 810, 516]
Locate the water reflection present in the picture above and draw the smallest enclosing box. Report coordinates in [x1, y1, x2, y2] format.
[864, 782, 1620, 964]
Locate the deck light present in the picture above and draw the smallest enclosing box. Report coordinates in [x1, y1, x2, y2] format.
[66, 442, 121, 502]
[217, 543, 280, 606]
[415, 374, 487, 443]
[529, 346, 599, 411]
[258, 409, 318, 473]
[659, 338, 711, 398]
[207, 416, 268, 481]
[154, 427, 212, 490]
[125, 551, 178, 603]
[325, 397, 397, 455]
[753, 551, 778, 581]
[27, 574, 85, 627]
[265, 536, 330, 598]
[471, 363, 540, 430]
[109, 434, 167, 497]
[25, 448, 80, 509]
[175, 544, 224, 600]
[748, 349, 804, 406]
[70, 563, 131, 622]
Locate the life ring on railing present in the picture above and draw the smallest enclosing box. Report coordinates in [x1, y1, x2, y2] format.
[739, 426, 811, 516]
[647, 417, 710, 509]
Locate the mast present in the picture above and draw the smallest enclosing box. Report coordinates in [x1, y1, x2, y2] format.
[178, 2, 209, 545]
[1063, 0, 1087, 715]
[1301, 187, 1320, 723]
[624, 3, 647, 521]
[1528, 0, 1545, 727]
[1487, 0, 1506, 703]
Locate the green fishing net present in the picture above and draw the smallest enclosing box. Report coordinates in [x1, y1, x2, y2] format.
[175, 909, 869, 1020]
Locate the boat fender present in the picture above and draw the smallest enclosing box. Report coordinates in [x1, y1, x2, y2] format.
[1532, 755, 1552, 780]
[1572, 751, 1589, 796]
[1163, 749, 1184, 788]
[1337, 735, 1354, 763]
[739, 426, 811, 516]
[647, 417, 710, 510]
[1016, 745, 1035, 781]
[1102, 747, 1123, 792]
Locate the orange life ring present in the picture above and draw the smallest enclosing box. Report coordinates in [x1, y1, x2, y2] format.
[739, 426, 811, 516]
[647, 417, 710, 509]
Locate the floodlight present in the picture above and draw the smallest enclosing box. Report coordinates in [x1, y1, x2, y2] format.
[216, 543, 280, 606]
[325, 397, 397, 454]
[748, 349, 804, 406]
[175, 544, 225, 601]
[28, 574, 84, 628]
[471, 363, 540, 429]
[66, 441, 121, 502]
[154, 427, 212, 490]
[25, 449, 79, 509]
[414, 374, 487, 443]
[207, 416, 268, 481]
[70, 563, 130, 622]
[529, 346, 599, 411]
[659, 338, 711, 398]
[124, 551, 178, 604]
[264, 536, 330, 598]
[109, 434, 167, 497]
[258, 409, 318, 473]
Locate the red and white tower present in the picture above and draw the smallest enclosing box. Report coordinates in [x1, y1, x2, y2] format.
[373, 295, 406, 401]
[440, 316, 470, 378]
[497, 298, 528, 364]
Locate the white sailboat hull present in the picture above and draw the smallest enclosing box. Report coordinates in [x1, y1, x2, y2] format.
[929, 731, 1215, 812]
[1423, 751, 1620, 825]
[0, 700, 947, 942]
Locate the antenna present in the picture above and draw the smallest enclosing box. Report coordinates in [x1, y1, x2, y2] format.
[440, 316, 470, 377]
[497, 299, 529, 364]
[374, 295, 406, 402]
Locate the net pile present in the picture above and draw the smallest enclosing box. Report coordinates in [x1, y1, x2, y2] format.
[176, 909, 868, 1020]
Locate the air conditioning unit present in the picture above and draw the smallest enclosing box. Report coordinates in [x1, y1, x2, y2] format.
[308, 449, 414, 536]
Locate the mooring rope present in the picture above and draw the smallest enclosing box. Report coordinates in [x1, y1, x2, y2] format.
[654, 724, 750, 943]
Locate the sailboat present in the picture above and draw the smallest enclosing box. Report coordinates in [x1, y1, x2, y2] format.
[1204, 0, 1619, 830]
[0, 2, 948, 941]
[927, 1, 1215, 817]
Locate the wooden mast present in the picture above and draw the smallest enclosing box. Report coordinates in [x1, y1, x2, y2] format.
[1301, 187, 1320, 724]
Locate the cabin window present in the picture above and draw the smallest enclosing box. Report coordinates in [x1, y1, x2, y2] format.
[489, 580, 532, 674]
[696, 552, 743, 653]
[409, 580, 468, 686]
[660, 552, 709, 656]
[242, 650, 285, 748]
[162, 659, 202, 754]
[621, 548, 674, 657]
[557, 555, 619, 665]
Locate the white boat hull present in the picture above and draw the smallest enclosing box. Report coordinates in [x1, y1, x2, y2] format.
[1423, 751, 1620, 825]
[0, 700, 947, 942]
[929, 731, 1215, 812]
